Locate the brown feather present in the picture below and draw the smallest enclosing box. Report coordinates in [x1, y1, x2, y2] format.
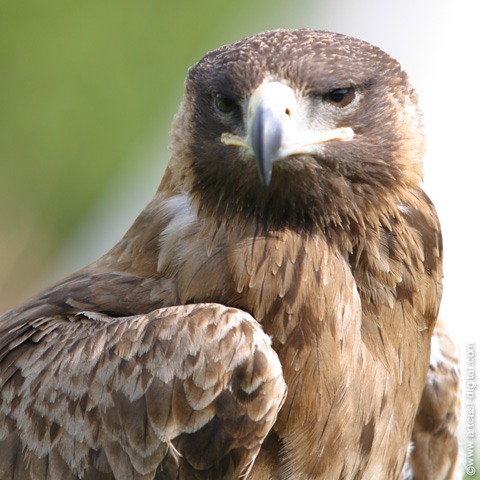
[0, 29, 459, 479]
[0, 305, 286, 479]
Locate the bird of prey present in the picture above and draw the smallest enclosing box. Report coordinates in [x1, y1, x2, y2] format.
[0, 29, 461, 479]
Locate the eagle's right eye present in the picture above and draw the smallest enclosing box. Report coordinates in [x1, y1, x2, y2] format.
[323, 88, 356, 108]
[214, 93, 237, 114]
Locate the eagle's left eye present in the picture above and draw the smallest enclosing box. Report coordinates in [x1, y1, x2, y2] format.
[323, 88, 356, 108]
[214, 93, 238, 114]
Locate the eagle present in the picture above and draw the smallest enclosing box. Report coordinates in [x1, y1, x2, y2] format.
[0, 29, 461, 479]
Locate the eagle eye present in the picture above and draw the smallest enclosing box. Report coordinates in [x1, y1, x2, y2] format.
[214, 93, 238, 114]
[323, 88, 355, 108]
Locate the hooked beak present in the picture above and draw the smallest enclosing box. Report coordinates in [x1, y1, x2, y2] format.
[251, 96, 284, 186]
[221, 82, 354, 186]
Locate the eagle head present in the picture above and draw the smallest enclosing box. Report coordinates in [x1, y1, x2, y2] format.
[168, 29, 425, 232]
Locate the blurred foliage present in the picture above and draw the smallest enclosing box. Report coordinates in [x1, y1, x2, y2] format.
[0, 0, 292, 311]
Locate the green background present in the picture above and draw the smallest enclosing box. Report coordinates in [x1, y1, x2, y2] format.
[0, 0, 298, 310]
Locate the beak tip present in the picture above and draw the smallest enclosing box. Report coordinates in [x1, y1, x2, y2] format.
[256, 161, 273, 187]
[263, 171, 272, 187]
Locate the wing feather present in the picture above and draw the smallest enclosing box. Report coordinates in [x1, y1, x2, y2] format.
[404, 319, 462, 480]
[0, 303, 286, 479]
